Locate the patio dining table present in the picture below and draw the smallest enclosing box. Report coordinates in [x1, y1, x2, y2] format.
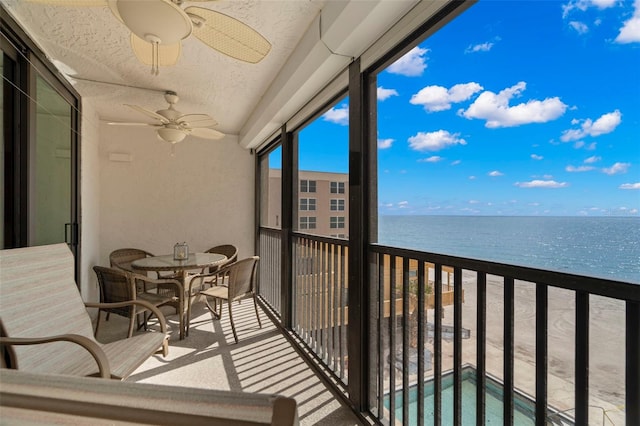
[131, 252, 227, 339]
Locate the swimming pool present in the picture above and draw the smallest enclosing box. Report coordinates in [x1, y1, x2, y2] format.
[384, 366, 561, 425]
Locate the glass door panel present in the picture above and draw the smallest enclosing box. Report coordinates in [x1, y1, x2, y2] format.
[31, 75, 72, 246]
[1, 53, 4, 246]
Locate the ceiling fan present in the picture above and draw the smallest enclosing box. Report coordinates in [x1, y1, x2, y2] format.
[27, 0, 272, 74]
[108, 91, 225, 144]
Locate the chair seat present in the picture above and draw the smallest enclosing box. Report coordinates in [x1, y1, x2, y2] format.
[101, 332, 168, 379]
[198, 257, 260, 343]
[200, 285, 229, 300]
[138, 291, 175, 307]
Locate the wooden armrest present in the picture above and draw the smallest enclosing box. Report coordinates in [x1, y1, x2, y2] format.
[272, 396, 299, 426]
[0, 334, 111, 379]
[85, 300, 168, 334]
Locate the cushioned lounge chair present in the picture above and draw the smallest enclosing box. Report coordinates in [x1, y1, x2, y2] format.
[0, 243, 168, 380]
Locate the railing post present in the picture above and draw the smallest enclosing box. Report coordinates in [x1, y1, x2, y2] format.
[535, 283, 548, 426]
[347, 57, 373, 410]
[504, 277, 514, 426]
[627, 301, 640, 426]
[280, 127, 294, 329]
[575, 291, 589, 425]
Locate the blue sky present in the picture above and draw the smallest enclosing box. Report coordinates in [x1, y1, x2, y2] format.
[297, 0, 640, 216]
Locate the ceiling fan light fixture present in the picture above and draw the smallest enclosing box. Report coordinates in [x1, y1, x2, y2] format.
[116, 0, 192, 45]
[157, 127, 187, 144]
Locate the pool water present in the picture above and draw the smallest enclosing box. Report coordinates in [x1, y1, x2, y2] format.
[385, 367, 538, 425]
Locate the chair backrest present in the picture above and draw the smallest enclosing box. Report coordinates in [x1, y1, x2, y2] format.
[92, 266, 136, 318]
[227, 256, 259, 301]
[109, 248, 154, 271]
[0, 244, 97, 372]
[206, 244, 238, 265]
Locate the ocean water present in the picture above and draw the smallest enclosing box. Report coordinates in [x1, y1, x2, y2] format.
[378, 216, 640, 284]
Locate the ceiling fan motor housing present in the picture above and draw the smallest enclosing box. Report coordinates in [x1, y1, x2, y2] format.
[115, 0, 192, 45]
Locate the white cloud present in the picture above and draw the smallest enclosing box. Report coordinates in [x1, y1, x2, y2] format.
[562, 0, 618, 18]
[569, 21, 590, 34]
[398, 201, 409, 208]
[451, 160, 461, 166]
[561, 110, 622, 141]
[566, 165, 595, 172]
[602, 162, 631, 175]
[419, 156, 443, 163]
[584, 155, 601, 163]
[378, 86, 399, 101]
[465, 42, 494, 53]
[410, 82, 483, 112]
[488, 170, 504, 177]
[459, 82, 567, 128]
[408, 130, 467, 152]
[378, 138, 394, 149]
[469, 175, 477, 180]
[620, 182, 640, 189]
[515, 180, 569, 188]
[616, 0, 640, 43]
[574, 141, 598, 150]
[322, 105, 349, 125]
[387, 47, 429, 77]
[531, 154, 544, 160]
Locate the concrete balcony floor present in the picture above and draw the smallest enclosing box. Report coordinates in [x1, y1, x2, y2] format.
[94, 298, 362, 425]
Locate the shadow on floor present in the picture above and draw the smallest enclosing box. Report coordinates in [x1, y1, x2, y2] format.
[94, 300, 362, 425]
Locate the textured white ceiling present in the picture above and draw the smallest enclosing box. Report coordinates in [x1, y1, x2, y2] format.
[3, 0, 323, 136]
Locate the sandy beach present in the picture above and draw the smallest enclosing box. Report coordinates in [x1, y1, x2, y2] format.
[429, 271, 627, 425]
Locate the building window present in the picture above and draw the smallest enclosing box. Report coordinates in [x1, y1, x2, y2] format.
[300, 198, 316, 211]
[331, 234, 347, 239]
[301, 180, 316, 193]
[300, 217, 317, 229]
[330, 216, 345, 229]
[330, 199, 345, 211]
[330, 181, 345, 194]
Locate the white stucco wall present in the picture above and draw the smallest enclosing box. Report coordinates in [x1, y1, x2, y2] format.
[79, 100, 101, 304]
[97, 122, 255, 269]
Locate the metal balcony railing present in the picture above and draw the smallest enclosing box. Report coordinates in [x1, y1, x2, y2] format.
[257, 228, 640, 425]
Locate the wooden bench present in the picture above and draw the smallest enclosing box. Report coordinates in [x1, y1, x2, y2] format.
[0, 243, 168, 380]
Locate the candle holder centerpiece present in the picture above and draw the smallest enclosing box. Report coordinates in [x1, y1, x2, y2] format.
[173, 242, 189, 260]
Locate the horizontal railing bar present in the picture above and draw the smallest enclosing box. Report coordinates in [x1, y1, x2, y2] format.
[292, 231, 349, 246]
[370, 244, 639, 301]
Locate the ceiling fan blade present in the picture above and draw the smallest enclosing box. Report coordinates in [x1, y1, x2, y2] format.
[24, 0, 107, 5]
[125, 104, 170, 124]
[189, 127, 225, 140]
[185, 7, 271, 64]
[107, 121, 160, 127]
[130, 34, 181, 67]
[178, 114, 218, 128]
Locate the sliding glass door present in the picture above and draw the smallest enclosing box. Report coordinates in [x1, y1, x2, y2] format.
[1, 15, 80, 280]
